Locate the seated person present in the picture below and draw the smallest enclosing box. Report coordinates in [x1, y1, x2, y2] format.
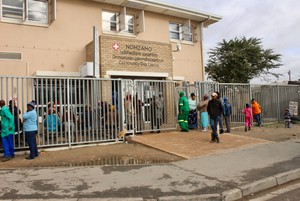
[81, 105, 92, 129]
[62, 106, 76, 132]
[44, 110, 61, 132]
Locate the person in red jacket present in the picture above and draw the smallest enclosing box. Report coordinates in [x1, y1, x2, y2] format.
[251, 98, 262, 126]
[243, 103, 252, 132]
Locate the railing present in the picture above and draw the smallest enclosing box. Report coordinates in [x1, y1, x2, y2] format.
[0, 76, 178, 149]
[192, 82, 300, 124]
[1, 76, 299, 150]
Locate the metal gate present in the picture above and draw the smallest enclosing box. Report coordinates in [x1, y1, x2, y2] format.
[134, 80, 177, 133]
[34, 77, 133, 147]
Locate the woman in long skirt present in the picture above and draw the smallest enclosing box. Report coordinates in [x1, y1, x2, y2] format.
[198, 95, 209, 132]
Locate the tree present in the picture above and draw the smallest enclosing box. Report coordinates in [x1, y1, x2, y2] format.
[205, 37, 282, 83]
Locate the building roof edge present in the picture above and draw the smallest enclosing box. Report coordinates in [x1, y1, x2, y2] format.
[93, 0, 222, 26]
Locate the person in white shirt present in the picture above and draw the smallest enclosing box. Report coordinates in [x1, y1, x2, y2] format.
[188, 93, 198, 129]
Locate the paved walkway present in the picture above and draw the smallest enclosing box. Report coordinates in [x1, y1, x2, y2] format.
[130, 130, 268, 159]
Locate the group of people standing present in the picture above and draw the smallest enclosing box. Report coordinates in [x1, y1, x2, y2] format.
[178, 91, 265, 143]
[0, 100, 38, 162]
[178, 91, 229, 139]
[124, 93, 164, 133]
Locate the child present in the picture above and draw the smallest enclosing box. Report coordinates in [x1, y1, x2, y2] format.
[284, 108, 291, 128]
[242, 103, 252, 132]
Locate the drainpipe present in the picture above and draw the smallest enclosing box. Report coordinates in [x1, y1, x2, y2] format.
[199, 16, 211, 81]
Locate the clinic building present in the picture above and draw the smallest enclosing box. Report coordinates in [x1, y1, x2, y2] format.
[0, 0, 221, 82]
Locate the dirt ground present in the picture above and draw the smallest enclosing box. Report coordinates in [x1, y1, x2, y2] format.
[1, 122, 299, 169]
[231, 122, 300, 142]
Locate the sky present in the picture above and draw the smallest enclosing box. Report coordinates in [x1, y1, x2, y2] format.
[161, 0, 300, 83]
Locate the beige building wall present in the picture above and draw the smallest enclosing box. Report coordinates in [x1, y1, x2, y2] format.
[0, 0, 100, 76]
[0, 0, 216, 82]
[136, 12, 204, 81]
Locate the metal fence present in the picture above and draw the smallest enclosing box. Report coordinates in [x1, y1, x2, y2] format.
[0, 76, 178, 150]
[191, 82, 300, 124]
[0, 77, 130, 149]
[1, 76, 300, 150]
[253, 84, 300, 121]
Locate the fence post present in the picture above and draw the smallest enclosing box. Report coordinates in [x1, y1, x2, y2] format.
[132, 81, 136, 135]
[277, 84, 280, 122]
[67, 77, 71, 148]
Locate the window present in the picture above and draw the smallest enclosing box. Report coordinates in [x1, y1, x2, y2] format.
[0, 51, 22, 60]
[102, 12, 118, 32]
[2, 0, 24, 20]
[28, 0, 48, 23]
[169, 21, 193, 42]
[126, 15, 134, 33]
[102, 10, 135, 34]
[169, 22, 180, 40]
[1, 0, 50, 25]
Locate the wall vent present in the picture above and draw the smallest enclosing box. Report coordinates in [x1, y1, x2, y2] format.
[0, 52, 22, 61]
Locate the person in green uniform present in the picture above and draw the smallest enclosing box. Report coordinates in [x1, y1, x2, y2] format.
[0, 100, 15, 162]
[178, 91, 189, 132]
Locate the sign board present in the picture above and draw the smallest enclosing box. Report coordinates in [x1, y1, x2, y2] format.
[289, 101, 298, 116]
[98, 35, 173, 77]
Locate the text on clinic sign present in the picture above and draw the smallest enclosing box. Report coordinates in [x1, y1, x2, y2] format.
[112, 44, 165, 67]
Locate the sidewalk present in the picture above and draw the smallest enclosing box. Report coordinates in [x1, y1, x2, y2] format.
[1, 127, 300, 201]
[130, 130, 268, 159]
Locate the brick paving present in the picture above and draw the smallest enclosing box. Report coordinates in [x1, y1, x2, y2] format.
[130, 129, 269, 159]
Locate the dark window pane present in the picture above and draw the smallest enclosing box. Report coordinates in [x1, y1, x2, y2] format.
[2, 0, 24, 19]
[127, 25, 134, 33]
[110, 22, 117, 31]
[169, 31, 180, 40]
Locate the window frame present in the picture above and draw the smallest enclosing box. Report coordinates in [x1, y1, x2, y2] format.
[0, 0, 50, 27]
[0, 51, 22, 61]
[169, 21, 193, 43]
[125, 14, 134, 34]
[102, 11, 118, 32]
[169, 22, 181, 40]
[102, 9, 135, 36]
